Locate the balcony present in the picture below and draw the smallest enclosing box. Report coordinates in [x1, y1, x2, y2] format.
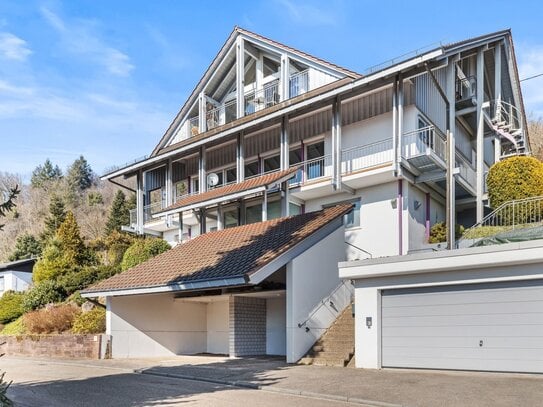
[245, 80, 280, 115]
[402, 125, 446, 173]
[206, 99, 237, 130]
[289, 70, 309, 98]
[341, 139, 394, 175]
[128, 202, 164, 228]
[455, 76, 477, 108]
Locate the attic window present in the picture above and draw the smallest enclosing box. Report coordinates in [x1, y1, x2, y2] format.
[263, 56, 280, 77]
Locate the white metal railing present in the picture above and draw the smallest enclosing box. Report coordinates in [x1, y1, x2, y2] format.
[206, 99, 237, 130]
[244, 81, 280, 115]
[486, 99, 527, 156]
[455, 76, 477, 102]
[180, 116, 200, 140]
[459, 195, 543, 245]
[402, 125, 446, 161]
[129, 208, 137, 228]
[128, 201, 165, 227]
[456, 154, 476, 189]
[341, 139, 393, 174]
[290, 154, 332, 184]
[289, 70, 309, 98]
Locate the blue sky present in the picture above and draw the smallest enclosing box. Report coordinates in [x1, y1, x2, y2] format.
[1, 0, 542, 178]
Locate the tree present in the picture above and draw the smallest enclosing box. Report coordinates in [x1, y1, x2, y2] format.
[528, 116, 543, 162]
[121, 238, 170, 271]
[8, 233, 42, 261]
[67, 155, 94, 191]
[30, 159, 62, 188]
[0, 185, 19, 231]
[33, 212, 94, 283]
[40, 195, 67, 243]
[104, 190, 130, 235]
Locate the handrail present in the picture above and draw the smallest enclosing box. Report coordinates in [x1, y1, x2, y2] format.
[297, 280, 353, 329]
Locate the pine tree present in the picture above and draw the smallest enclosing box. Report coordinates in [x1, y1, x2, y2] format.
[105, 190, 130, 235]
[56, 211, 88, 264]
[41, 195, 67, 243]
[0, 185, 19, 231]
[30, 159, 62, 188]
[8, 233, 42, 261]
[67, 155, 94, 191]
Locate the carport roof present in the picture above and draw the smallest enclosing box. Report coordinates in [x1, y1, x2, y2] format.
[82, 204, 352, 297]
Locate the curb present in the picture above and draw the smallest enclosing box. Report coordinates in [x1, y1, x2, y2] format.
[136, 368, 403, 407]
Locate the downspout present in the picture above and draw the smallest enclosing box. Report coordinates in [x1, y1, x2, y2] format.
[398, 179, 403, 256]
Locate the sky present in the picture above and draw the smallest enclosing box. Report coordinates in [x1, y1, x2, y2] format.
[1, 0, 543, 178]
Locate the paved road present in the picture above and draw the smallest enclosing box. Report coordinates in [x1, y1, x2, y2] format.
[2, 357, 363, 407]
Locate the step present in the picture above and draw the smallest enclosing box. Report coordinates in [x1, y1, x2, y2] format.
[310, 358, 348, 367]
[313, 344, 354, 353]
[310, 351, 353, 360]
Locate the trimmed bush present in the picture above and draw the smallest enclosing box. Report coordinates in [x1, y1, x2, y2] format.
[72, 307, 106, 334]
[429, 222, 464, 243]
[22, 280, 66, 312]
[121, 238, 171, 271]
[58, 265, 122, 296]
[487, 156, 543, 209]
[1, 316, 26, 335]
[0, 291, 25, 324]
[24, 304, 80, 334]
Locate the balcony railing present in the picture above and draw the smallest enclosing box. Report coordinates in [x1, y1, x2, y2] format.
[403, 125, 446, 162]
[456, 154, 476, 189]
[206, 99, 237, 130]
[245, 81, 280, 115]
[341, 139, 394, 174]
[180, 116, 200, 140]
[289, 70, 309, 98]
[455, 76, 476, 102]
[290, 155, 333, 184]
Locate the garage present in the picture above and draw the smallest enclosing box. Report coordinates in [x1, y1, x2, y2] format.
[381, 280, 543, 373]
[339, 240, 543, 373]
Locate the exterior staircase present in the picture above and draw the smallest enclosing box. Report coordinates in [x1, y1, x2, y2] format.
[486, 100, 527, 157]
[298, 303, 354, 367]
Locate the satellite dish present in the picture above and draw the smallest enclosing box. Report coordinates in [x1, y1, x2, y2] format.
[207, 172, 220, 187]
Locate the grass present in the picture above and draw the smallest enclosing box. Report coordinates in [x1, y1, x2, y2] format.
[0, 317, 26, 336]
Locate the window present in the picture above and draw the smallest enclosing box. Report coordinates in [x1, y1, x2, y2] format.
[0, 276, 4, 292]
[192, 178, 199, 193]
[324, 199, 361, 229]
[226, 168, 237, 184]
[149, 188, 164, 207]
[263, 154, 280, 173]
[244, 161, 260, 178]
[246, 204, 262, 225]
[289, 148, 303, 184]
[224, 209, 239, 228]
[175, 181, 188, 200]
[306, 141, 325, 179]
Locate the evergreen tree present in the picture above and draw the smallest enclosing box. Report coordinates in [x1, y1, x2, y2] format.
[41, 195, 67, 243]
[8, 233, 42, 261]
[0, 185, 19, 231]
[67, 155, 94, 191]
[30, 159, 62, 188]
[104, 190, 130, 235]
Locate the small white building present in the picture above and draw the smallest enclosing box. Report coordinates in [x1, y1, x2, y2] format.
[0, 258, 35, 296]
[339, 240, 543, 374]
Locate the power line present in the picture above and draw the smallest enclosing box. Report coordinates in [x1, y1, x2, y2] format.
[520, 73, 543, 82]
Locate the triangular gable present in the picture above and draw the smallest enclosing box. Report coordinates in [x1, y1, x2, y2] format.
[151, 26, 361, 157]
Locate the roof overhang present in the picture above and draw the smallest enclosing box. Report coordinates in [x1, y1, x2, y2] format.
[339, 240, 543, 281]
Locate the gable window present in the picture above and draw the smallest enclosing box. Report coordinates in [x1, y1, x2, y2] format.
[323, 198, 361, 229]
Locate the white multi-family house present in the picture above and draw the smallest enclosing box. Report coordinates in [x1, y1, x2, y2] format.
[83, 28, 530, 368]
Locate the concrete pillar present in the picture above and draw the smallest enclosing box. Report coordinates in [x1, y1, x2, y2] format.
[331, 97, 342, 190]
[237, 133, 245, 183]
[476, 48, 485, 222]
[262, 191, 268, 222]
[199, 145, 207, 193]
[281, 182, 290, 217]
[446, 61, 457, 248]
[236, 37, 245, 118]
[280, 116, 289, 170]
[494, 43, 502, 163]
[217, 204, 224, 230]
[136, 170, 144, 235]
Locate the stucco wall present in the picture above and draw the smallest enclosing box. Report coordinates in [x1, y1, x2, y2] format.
[206, 299, 229, 355]
[266, 297, 286, 355]
[109, 293, 207, 358]
[0, 271, 32, 295]
[286, 226, 349, 363]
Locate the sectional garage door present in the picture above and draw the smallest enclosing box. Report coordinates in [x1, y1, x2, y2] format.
[381, 280, 543, 373]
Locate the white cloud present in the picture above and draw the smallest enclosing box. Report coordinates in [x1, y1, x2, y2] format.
[0, 32, 32, 61]
[274, 0, 338, 26]
[518, 46, 543, 118]
[40, 7, 134, 77]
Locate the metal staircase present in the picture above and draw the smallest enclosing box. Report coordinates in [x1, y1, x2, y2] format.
[485, 100, 528, 158]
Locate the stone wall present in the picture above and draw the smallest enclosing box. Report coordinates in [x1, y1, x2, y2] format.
[0, 334, 108, 359]
[229, 297, 266, 356]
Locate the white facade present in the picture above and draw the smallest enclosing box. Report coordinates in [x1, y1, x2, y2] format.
[340, 241, 543, 373]
[0, 271, 32, 296]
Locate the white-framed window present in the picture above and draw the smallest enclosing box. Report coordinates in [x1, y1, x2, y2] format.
[0, 276, 4, 292]
[324, 198, 361, 229]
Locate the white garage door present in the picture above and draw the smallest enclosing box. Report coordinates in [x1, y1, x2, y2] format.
[381, 280, 543, 373]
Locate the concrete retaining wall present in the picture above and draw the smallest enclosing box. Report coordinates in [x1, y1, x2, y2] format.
[0, 334, 108, 359]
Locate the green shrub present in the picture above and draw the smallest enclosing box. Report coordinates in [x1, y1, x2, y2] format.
[22, 280, 66, 312]
[487, 156, 543, 210]
[24, 304, 80, 334]
[462, 225, 512, 239]
[121, 238, 170, 271]
[429, 222, 465, 243]
[0, 291, 25, 324]
[1, 316, 26, 335]
[72, 307, 106, 334]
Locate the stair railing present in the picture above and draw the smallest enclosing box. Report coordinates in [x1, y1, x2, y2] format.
[297, 280, 353, 330]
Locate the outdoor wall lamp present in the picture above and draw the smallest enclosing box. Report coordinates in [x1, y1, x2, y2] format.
[366, 317, 372, 329]
[414, 200, 422, 210]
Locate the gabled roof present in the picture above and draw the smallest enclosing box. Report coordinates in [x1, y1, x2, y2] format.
[81, 204, 352, 297]
[156, 167, 298, 217]
[151, 26, 361, 157]
[0, 258, 36, 273]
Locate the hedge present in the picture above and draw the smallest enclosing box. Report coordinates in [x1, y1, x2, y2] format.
[121, 238, 170, 271]
[0, 291, 25, 324]
[72, 307, 106, 334]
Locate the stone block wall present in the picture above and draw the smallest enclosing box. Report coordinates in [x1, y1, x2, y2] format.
[229, 297, 266, 356]
[0, 334, 107, 359]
